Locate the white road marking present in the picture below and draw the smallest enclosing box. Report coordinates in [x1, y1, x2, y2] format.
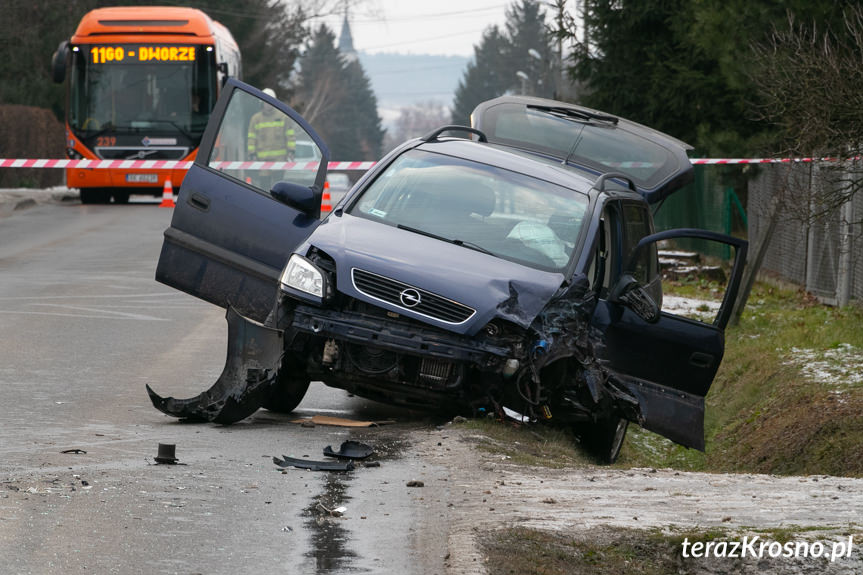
[0, 306, 167, 321]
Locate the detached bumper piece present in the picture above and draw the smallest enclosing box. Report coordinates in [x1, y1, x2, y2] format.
[273, 455, 355, 472]
[323, 440, 375, 460]
[146, 306, 284, 424]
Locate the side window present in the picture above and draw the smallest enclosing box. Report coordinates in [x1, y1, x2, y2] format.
[622, 204, 657, 284]
[588, 203, 619, 298]
[621, 203, 661, 305]
[207, 89, 321, 194]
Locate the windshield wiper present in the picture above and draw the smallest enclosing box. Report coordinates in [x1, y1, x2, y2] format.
[527, 104, 619, 125]
[80, 122, 115, 140]
[396, 224, 495, 256]
[148, 119, 194, 140]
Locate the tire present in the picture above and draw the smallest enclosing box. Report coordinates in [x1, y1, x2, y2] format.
[112, 191, 130, 204]
[80, 189, 109, 204]
[578, 417, 629, 464]
[262, 376, 310, 413]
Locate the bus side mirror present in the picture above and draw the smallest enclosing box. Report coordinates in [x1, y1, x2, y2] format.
[51, 41, 69, 84]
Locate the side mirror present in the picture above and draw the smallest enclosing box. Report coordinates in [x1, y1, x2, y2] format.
[51, 41, 69, 84]
[610, 274, 660, 323]
[271, 181, 319, 216]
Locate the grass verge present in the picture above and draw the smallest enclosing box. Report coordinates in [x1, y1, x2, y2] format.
[480, 525, 862, 575]
[618, 282, 863, 477]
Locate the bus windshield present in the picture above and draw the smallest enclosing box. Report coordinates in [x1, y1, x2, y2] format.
[69, 44, 217, 139]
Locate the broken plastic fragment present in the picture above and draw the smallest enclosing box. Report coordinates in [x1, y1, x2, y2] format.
[317, 503, 347, 517]
[502, 406, 533, 423]
[323, 440, 374, 460]
[272, 455, 354, 472]
[291, 415, 394, 427]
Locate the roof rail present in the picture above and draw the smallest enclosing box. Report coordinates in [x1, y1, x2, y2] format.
[421, 125, 487, 143]
[594, 172, 637, 193]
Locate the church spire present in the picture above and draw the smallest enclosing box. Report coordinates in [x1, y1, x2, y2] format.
[338, 1, 357, 62]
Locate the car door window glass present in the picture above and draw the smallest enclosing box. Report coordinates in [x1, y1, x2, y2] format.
[659, 237, 736, 326]
[208, 89, 322, 193]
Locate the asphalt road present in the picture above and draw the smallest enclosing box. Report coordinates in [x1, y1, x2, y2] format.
[0, 196, 450, 574]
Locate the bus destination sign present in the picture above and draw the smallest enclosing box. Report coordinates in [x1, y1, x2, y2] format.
[88, 45, 197, 64]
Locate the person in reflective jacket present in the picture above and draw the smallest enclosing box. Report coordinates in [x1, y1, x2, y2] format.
[247, 88, 296, 161]
[247, 88, 296, 190]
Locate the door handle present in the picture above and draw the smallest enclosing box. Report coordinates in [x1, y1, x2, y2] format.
[188, 192, 210, 212]
[689, 352, 714, 369]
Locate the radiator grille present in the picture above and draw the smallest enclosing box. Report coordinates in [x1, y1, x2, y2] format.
[351, 268, 475, 325]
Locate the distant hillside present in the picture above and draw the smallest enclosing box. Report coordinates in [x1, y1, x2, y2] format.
[357, 52, 469, 127]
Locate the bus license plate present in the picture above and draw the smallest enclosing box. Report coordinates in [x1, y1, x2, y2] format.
[126, 174, 158, 183]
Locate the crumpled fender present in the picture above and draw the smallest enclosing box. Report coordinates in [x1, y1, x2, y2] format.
[146, 306, 284, 424]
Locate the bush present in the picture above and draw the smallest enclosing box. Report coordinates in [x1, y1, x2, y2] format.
[0, 104, 65, 188]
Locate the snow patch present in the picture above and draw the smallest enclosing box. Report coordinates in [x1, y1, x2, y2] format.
[783, 343, 863, 389]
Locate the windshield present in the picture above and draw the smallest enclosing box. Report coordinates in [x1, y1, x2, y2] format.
[69, 43, 217, 138]
[348, 149, 589, 272]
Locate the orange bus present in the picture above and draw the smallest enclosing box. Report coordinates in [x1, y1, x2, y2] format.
[51, 6, 241, 204]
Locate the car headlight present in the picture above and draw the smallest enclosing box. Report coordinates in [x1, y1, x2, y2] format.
[280, 254, 325, 299]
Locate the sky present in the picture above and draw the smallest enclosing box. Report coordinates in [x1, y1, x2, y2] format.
[314, 1, 514, 57]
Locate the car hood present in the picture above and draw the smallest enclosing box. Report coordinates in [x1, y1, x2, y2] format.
[303, 214, 566, 336]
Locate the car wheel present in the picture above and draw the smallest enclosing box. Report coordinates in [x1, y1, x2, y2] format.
[262, 372, 310, 414]
[112, 191, 130, 204]
[578, 417, 629, 464]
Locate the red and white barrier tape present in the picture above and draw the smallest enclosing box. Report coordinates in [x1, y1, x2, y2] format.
[1, 157, 859, 170]
[0, 159, 376, 170]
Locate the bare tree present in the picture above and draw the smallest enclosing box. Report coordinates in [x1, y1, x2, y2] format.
[732, 8, 863, 321]
[384, 101, 450, 151]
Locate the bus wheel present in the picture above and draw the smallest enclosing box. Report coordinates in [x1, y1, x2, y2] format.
[112, 192, 130, 204]
[80, 189, 109, 204]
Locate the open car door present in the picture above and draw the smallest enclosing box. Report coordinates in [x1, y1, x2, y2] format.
[591, 215, 748, 450]
[155, 80, 329, 323]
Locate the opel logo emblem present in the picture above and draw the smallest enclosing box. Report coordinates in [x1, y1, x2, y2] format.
[400, 288, 421, 308]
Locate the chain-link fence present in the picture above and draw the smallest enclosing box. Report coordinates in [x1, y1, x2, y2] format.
[748, 164, 861, 305]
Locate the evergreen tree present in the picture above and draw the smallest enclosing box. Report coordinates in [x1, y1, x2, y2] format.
[571, 0, 851, 156]
[205, 0, 308, 97]
[450, 26, 510, 125]
[574, 1, 731, 155]
[293, 25, 384, 161]
[503, 0, 555, 98]
[451, 0, 554, 125]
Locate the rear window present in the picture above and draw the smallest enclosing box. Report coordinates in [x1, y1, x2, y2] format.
[478, 102, 682, 191]
[348, 149, 589, 272]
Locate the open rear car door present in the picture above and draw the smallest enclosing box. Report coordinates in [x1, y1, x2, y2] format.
[155, 79, 329, 323]
[471, 95, 694, 204]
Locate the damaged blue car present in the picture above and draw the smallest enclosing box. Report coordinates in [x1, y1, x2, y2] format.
[148, 80, 747, 463]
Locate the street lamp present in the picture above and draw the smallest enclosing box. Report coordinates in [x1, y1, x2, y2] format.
[515, 70, 529, 95]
